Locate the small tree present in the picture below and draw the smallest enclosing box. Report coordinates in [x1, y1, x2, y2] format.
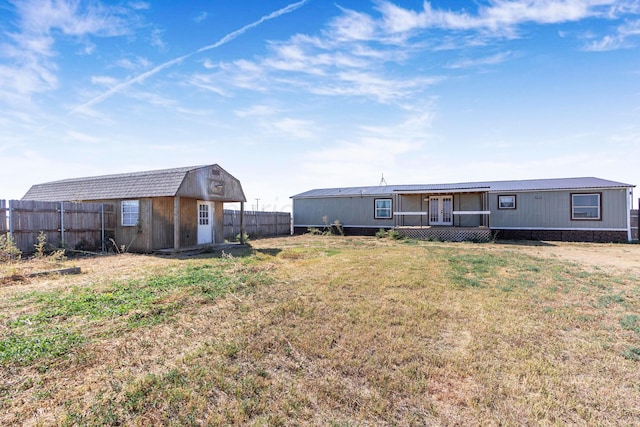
[34, 231, 47, 258]
[0, 234, 21, 263]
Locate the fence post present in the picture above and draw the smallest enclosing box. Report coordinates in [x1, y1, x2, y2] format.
[8, 200, 14, 261]
[239, 202, 245, 244]
[8, 200, 13, 238]
[60, 202, 65, 249]
[232, 210, 236, 239]
[101, 203, 105, 253]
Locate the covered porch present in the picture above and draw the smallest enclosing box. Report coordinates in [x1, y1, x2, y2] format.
[392, 188, 491, 241]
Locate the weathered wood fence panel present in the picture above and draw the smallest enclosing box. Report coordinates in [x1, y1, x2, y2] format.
[223, 210, 291, 240]
[632, 209, 638, 241]
[0, 200, 116, 254]
[0, 200, 6, 234]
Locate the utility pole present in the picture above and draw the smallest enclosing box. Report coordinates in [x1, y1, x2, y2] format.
[255, 198, 260, 212]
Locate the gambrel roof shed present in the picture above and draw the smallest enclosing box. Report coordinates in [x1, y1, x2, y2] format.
[22, 165, 246, 253]
[23, 165, 246, 203]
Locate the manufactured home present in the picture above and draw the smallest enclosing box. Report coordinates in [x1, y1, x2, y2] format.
[22, 165, 246, 252]
[292, 177, 635, 242]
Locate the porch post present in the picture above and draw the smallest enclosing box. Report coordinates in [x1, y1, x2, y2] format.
[240, 201, 245, 244]
[214, 201, 224, 243]
[173, 196, 181, 251]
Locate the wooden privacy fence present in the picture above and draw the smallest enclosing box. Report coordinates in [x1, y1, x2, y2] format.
[0, 200, 116, 254]
[224, 210, 291, 240]
[632, 209, 638, 241]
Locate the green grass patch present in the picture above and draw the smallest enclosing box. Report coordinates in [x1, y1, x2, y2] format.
[1, 259, 271, 366]
[620, 314, 640, 335]
[0, 327, 85, 365]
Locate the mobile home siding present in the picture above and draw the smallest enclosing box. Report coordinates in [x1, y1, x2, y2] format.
[293, 196, 395, 230]
[456, 193, 483, 227]
[490, 188, 628, 230]
[397, 195, 423, 226]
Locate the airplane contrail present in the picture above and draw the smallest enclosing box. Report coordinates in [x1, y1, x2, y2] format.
[72, 0, 308, 114]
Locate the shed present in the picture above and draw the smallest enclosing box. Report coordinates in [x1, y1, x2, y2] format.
[291, 177, 635, 242]
[22, 165, 246, 252]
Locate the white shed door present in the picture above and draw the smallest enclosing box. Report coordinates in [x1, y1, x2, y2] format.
[197, 201, 214, 244]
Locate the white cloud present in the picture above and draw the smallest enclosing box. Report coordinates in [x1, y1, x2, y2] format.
[328, 7, 378, 42]
[128, 2, 149, 11]
[149, 27, 166, 51]
[0, 0, 139, 100]
[298, 106, 434, 187]
[234, 105, 279, 118]
[194, 11, 208, 23]
[583, 18, 640, 50]
[377, 0, 621, 34]
[272, 118, 316, 139]
[115, 56, 151, 70]
[187, 74, 229, 96]
[66, 130, 101, 144]
[446, 51, 513, 69]
[91, 76, 118, 87]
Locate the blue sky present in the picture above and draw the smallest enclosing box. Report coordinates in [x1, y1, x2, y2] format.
[1, 0, 639, 211]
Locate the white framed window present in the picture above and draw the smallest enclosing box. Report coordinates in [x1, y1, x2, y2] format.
[571, 193, 601, 220]
[121, 200, 140, 226]
[375, 198, 392, 219]
[498, 195, 516, 209]
[199, 203, 209, 225]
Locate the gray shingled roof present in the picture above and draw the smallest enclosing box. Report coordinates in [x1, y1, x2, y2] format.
[23, 165, 208, 201]
[291, 177, 634, 199]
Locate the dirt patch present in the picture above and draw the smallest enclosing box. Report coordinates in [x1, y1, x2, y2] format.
[491, 241, 640, 276]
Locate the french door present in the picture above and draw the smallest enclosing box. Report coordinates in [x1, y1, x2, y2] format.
[429, 196, 453, 226]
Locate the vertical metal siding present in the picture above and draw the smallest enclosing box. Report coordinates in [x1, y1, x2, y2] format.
[490, 189, 628, 229]
[400, 195, 423, 226]
[458, 193, 483, 227]
[293, 196, 395, 228]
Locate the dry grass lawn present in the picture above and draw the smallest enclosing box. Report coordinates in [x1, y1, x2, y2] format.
[1, 235, 640, 426]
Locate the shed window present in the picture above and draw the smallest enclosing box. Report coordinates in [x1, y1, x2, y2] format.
[571, 193, 601, 220]
[122, 200, 140, 226]
[498, 195, 516, 209]
[375, 198, 392, 219]
[199, 203, 209, 225]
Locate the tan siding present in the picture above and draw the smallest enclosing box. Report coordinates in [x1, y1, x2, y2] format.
[152, 197, 175, 250]
[114, 198, 152, 252]
[214, 201, 224, 243]
[178, 166, 245, 202]
[180, 198, 198, 247]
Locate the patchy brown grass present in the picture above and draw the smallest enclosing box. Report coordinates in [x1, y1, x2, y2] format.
[1, 235, 640, 426]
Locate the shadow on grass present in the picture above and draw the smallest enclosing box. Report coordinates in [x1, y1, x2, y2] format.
[494, 240, 557, 247]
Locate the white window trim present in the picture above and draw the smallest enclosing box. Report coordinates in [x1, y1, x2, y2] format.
[571, 193, 601, 221]
[121, 200, 140, 227]
[375, 198, 393, 219]
[498, 195, 516, 210]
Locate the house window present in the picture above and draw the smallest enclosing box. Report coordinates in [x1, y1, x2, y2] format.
[375, 198, 392, 219]
[498, 195, 516, 209]
[571, 193, 601, 220]
[122, 200, 140, 226]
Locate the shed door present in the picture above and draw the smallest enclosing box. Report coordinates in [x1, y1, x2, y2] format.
[429, 196, 453, 226]
[197, 201, 214, 244]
